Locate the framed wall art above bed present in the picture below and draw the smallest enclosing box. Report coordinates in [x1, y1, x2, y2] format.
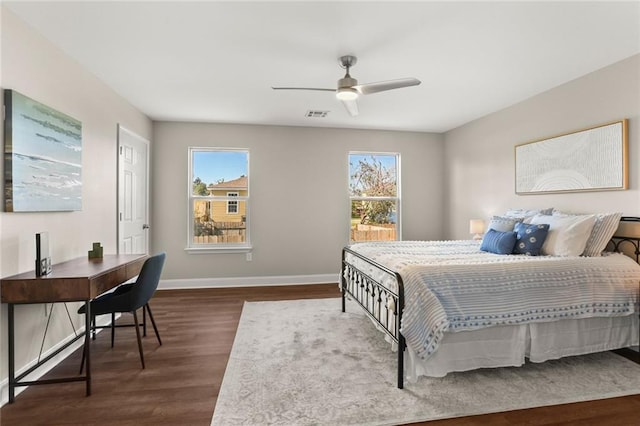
[515, 119, 628, 195]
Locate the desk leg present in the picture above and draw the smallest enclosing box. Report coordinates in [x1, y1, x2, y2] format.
[8, 303, 15, 403]
[84, 300, 92, 396]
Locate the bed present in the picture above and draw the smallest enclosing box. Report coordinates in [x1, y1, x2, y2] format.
[341, 214, 640, 389]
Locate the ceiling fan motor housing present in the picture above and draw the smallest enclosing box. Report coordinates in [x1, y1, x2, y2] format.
[338, 76, 358, 89]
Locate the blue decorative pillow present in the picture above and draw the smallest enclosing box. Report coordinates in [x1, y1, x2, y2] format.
[513, 222, 550, 256]
[480, 229, 518, 255]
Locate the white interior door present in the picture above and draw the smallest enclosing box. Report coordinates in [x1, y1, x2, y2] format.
[117, 125, 149, 254]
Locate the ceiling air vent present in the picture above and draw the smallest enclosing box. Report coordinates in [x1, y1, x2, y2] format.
[305, 110, 329, 118]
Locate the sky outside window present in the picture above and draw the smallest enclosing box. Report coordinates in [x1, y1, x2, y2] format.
[193, 151, 248, 185]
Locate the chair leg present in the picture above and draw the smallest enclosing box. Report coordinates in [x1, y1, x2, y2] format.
[91, 315, 96, 340]
[110, 312, 115, 348]
[145, 303, 162, 346]
[132, 309, 145, 369]
[143, 305, 147, 337]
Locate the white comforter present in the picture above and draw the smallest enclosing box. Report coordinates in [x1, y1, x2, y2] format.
[347, 240, 640, 360]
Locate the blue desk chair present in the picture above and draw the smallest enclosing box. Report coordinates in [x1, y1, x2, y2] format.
[79, 252, 166, 370]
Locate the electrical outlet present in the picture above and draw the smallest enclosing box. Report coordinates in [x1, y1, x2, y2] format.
[246, 252, 252, 261]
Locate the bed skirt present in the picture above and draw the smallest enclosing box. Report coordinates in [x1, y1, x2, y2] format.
[404, 315, 639, 382]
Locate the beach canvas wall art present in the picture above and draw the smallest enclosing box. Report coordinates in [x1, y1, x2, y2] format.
[4, 90, 82, 212]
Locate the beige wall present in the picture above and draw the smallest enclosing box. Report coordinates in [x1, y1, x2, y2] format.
[152, 122, 445, 280]
[0, 8, 152, 388]
[444, 54, 640, 239]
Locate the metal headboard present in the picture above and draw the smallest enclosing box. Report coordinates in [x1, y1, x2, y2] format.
[608, 216, 640, 263]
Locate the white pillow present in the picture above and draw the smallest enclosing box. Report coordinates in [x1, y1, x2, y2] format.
[553, 211, 622, 257]
[503, 208, 553, 223]
[582, 213, 622, 256]
[486, 216, 523, 232]
[529, 214, 596, 256]
[504, 207, 554, 217]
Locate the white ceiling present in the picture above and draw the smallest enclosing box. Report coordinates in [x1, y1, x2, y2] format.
[4, 1, 640, 133]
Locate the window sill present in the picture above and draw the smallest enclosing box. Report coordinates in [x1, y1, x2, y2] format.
[185, 246, 252, 255]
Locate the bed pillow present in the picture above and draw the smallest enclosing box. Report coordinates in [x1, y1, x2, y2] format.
[480, 229, 518, 254]
[486, 216, 523, 232]
[503, 207, 554, 223]
[529, 214, 596, 256]
[553, 211, 622, 257]
[513, 222, 550, 256]
[582, 213, 622, 256]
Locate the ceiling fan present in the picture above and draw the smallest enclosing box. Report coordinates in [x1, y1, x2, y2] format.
[272, 55, 421, 116]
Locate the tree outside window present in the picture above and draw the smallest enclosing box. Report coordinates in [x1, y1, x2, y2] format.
[349, 153, 399, 242]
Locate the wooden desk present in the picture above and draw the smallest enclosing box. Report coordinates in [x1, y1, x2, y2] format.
[1, 254, 147, 403]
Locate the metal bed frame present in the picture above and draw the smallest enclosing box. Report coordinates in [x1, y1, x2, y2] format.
[341, 216, 640, 390]
[609, 217, 640, 262]
[341, 247, 406, 388]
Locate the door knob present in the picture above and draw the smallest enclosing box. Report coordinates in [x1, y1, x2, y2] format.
[142, 224, 150, 230]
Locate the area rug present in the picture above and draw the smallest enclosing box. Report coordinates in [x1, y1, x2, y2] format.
[211, 298, 640, 425]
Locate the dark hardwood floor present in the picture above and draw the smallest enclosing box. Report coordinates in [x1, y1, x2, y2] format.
[2, 284, 639, 425]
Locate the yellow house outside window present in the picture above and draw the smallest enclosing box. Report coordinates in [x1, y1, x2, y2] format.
[188, 148, 250, 252]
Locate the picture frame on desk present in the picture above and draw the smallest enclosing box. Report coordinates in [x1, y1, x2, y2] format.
[35, 232, 52, 276]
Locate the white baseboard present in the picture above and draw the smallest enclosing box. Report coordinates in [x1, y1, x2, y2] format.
[0, 314, 118, 407]
[158, 273, 339, 290]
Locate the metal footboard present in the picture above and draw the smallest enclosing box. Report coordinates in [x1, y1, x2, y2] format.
[341, 246, 406, 389]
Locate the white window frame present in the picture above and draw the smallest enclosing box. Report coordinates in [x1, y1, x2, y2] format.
[348, 151, 401, 242]
[186, 147, 251, 254]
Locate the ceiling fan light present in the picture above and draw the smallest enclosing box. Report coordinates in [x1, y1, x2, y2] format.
[336, 88, 358, 101]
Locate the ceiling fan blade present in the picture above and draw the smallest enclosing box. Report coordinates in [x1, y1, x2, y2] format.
[271, 87, 335, 92]
[355, 78, 421, 95]
[341, 99, 359, 116]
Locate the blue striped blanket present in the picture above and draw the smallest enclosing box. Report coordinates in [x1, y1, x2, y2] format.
[348, 240, 640, 360]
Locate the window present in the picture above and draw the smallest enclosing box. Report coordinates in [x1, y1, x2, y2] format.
[226, 192, 239, 214]
[349, 152, 400, 242]
[188, 148, 250, 252]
